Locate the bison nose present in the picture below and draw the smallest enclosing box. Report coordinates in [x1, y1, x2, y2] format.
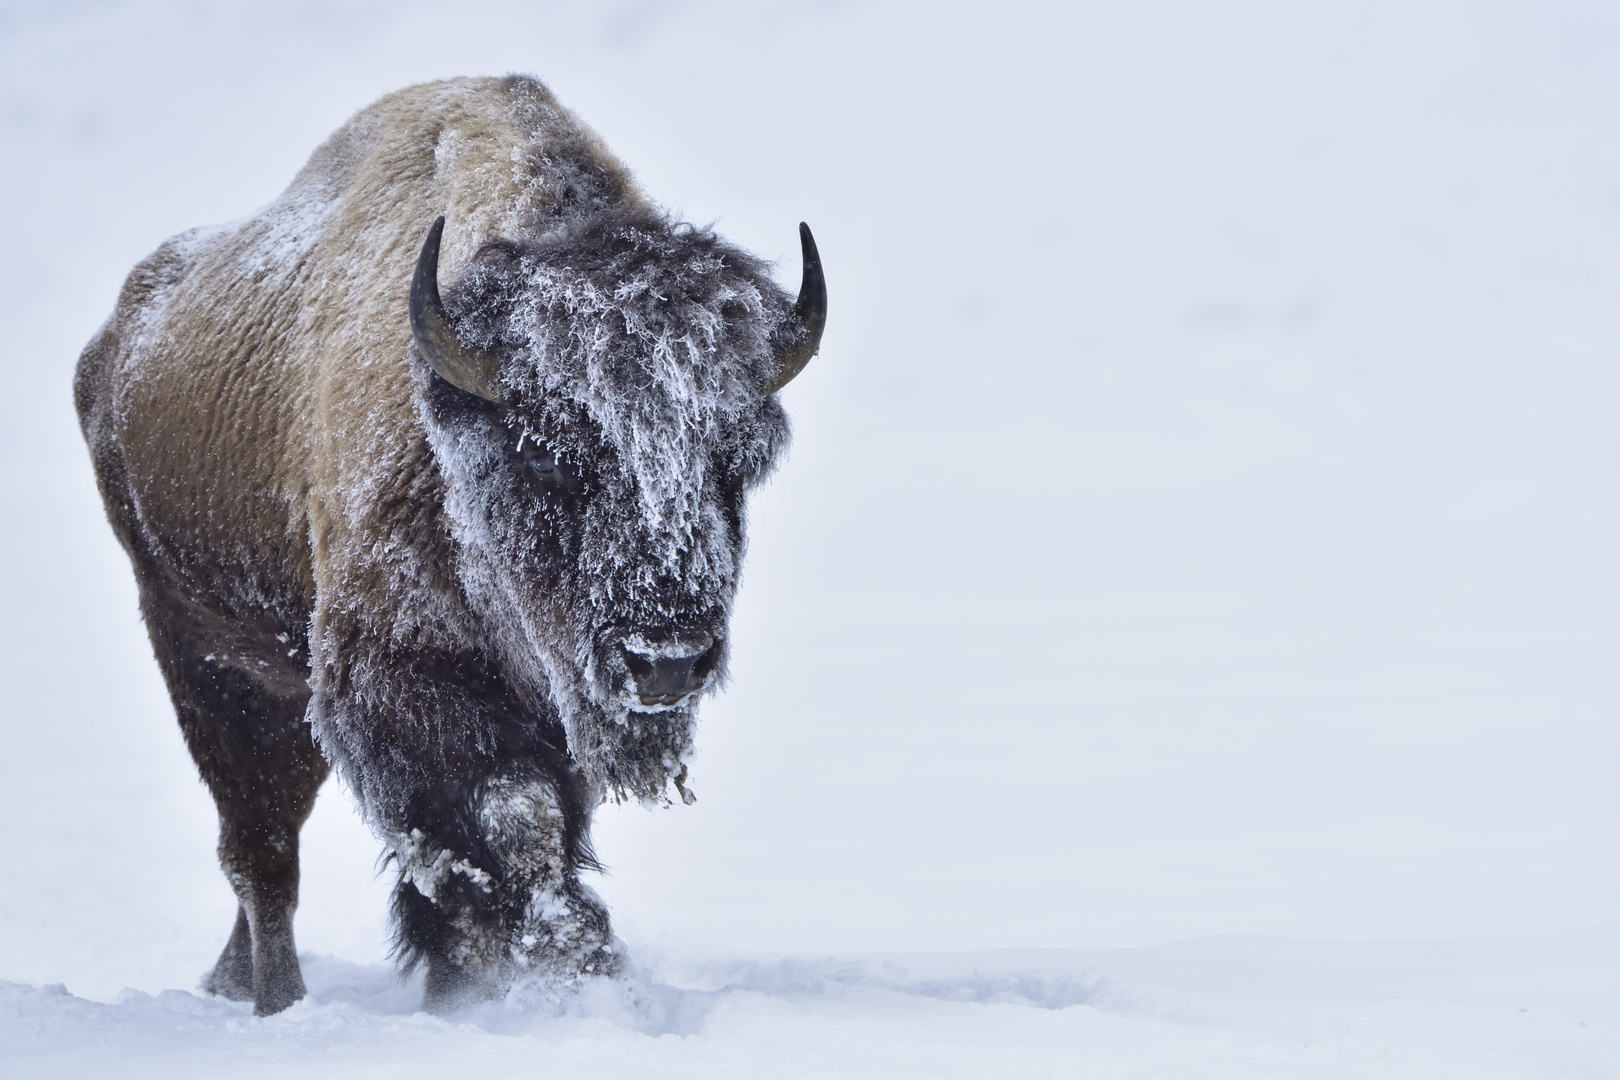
[621, 634, 717, 707]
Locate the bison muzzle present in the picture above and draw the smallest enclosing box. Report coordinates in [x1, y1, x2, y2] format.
[73, 76, 825, 1015]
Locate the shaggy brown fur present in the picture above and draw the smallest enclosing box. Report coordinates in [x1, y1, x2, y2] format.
[75, 76, 810, 1014]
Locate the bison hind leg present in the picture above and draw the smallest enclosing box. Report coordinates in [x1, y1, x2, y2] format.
[143, 611, 328, 1016]
[201, 906, 255, 1001]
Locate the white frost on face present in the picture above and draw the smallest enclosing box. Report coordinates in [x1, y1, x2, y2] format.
[619, 633, 710, 658]
[510, 260, 761, 579]
[421, 212, 792, 804]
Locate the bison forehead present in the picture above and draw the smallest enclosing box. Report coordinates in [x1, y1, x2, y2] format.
[454, 210, 792, 546]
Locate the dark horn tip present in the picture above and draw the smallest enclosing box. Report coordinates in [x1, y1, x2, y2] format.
[422, 216, 447, 271]
[408, 215, 509, 405]
[797, 222, 820, 271]
[763, 221, 828, 396]
[411, 217, 448, 313]
[795, 222, 826, 323]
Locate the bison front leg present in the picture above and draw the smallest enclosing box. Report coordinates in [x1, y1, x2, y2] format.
[312, 628, 621, 1009]
[389, 774, 619, 1009]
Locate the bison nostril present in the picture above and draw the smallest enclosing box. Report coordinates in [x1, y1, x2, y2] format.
[621, 648, 656, 683]
[690, 640, 720, 681]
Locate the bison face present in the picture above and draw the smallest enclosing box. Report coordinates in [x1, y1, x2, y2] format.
[413, 207, 820, 803]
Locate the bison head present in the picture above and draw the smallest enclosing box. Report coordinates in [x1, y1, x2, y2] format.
[409, 207, 824, 804]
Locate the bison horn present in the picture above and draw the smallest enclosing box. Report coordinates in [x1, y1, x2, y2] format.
[763, 222, 827, 395]
[409, 216, 509, 404]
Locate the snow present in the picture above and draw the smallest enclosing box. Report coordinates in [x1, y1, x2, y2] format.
[4, 0, 1620, 1075]
[7, 937, 1620, 1077]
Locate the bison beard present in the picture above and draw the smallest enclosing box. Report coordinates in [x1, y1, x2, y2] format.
[73, 77, 822, 1014]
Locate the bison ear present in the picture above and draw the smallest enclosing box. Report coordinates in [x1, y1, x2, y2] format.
[409, 216, 510, 404]
[763, 222, 827, 395]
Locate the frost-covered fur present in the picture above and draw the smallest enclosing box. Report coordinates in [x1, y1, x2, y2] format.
[73, 77, 797, 1015]
[413, 208, 791, 803]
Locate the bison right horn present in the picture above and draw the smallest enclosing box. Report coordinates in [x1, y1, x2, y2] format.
[409, 216, 510, 404]
[763, 222, 827, 395]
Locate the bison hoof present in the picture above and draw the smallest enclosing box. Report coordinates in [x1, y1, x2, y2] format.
[201, 962, 254, 1003]
[422, 961, 501, 1014]
[202, 912, 255, 1002]
[252, 982, 306, 1016]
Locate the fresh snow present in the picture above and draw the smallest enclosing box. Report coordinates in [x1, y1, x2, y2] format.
[4, 0, 1620, 1076]
[8, 936, 1620, 1078]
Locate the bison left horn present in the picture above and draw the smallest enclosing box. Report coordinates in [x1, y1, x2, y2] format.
[763, 222, 827, 395]
[409, 216, 509, 404]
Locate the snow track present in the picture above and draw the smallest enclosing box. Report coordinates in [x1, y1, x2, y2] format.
[7, 937, 1618, 1078]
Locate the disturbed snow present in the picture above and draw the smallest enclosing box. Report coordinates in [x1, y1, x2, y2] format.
[8, 935, 1619, 1079]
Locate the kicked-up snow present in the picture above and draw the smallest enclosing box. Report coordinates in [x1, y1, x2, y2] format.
[7, 935, 1620, 1078]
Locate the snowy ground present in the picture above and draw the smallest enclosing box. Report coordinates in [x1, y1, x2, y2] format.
[8, 934, 1620, 1078]
[4, 0, 1620, 1075]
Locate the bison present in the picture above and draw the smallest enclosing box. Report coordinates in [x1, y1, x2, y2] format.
[74, 76, 825, 1015]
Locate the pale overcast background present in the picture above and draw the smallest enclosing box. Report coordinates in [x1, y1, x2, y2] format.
[2, 1, 1619, 1076]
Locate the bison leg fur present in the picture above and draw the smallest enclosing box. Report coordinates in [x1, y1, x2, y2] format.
[147, 615, 328, 1016]
[385, 774, 619, 1010]
[202, 906, 254, 1002]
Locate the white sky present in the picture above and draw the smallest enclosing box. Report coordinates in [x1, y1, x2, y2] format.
[1, 0, 1618, 1004]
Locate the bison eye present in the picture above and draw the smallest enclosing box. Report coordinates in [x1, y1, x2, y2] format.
[515, 433, 582, 494]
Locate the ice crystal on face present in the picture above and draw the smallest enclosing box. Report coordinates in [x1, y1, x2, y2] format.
[422, 205, 793, 804]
